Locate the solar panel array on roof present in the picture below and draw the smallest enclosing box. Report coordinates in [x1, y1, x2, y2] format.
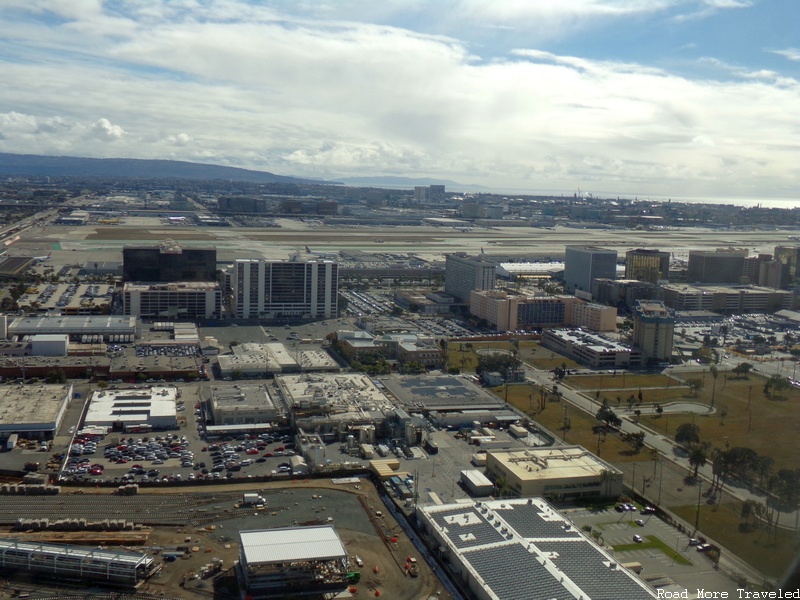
[429, 507, 506, 549]
[466, 544, 570, 600]
[420, 499, 656, 600]
[536, 541, 653, 600]
[495, 504, 583, 539]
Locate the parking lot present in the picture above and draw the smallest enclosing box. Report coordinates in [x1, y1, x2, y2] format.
[56, 382, 315, 485]
[564, 506, 741, 595]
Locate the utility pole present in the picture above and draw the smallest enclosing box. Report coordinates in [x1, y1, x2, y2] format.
[695, 479, 703, 533]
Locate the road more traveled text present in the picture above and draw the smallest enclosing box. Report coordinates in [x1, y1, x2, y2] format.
[658, 589, 800, 598]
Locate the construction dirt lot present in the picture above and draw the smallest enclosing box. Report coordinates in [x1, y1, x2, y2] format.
[0, 478, 452, 600]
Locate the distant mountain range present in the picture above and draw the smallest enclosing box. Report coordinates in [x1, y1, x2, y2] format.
[0, 152, 326, 184]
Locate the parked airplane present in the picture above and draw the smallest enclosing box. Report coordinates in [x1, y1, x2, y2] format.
[305, 246, 339, 258]
[34, 251, 52, 262]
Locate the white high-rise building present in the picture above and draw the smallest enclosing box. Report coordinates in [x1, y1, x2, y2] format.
[232, 258, 338, 320]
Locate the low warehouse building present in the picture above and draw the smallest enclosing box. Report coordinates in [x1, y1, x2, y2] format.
[0, 383, 72, 439]
[417, 498, 655, 600]
[8, 315, 139, 342]
[30, 334, 69, 357]
[208, 383, 282, 426]
[460, 469, 494, 497]
[237, 526, 349, 597]
[84, 386, 178, 432]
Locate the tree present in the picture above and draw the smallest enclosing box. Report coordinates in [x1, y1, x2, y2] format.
[624, 431, 646, 453]
[718, 403, 729, 425]
[732, 362, 753, 379]
[44, 369, 67, 384]
[686, 378, 703, 396]
[675, 422, 700, 447]
[693, 347, 714, 364]
[754, 456, 775, 487]
[595, 404, 621, 428]
[709, 365, 719, 408]
[764, 374, 791, 399]
[740, 499, 759, 529]
[688, 443, 708, 478]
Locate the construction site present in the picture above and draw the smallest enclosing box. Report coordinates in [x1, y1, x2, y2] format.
[0, 477, 449, 600]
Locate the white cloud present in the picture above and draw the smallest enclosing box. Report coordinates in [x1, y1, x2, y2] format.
[672, 0, 751, 22]
[0, 1, 796, 199]
[89, 118, 125, 141]
[162, 132, 192, 147]
[772, 48, 800, 62]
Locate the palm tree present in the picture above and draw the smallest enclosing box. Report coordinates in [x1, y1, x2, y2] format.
[709, 365, 719, 408]
[688, 444, 708, 478]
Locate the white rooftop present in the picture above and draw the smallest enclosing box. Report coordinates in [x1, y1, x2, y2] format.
[240, 526, 346, 565]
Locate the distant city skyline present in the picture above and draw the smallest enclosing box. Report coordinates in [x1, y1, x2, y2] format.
[0, 1, 798, 201]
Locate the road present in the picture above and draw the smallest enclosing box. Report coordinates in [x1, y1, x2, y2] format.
[524, 363, 794, 585]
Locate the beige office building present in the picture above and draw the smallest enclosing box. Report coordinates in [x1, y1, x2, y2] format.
[484, 446, 624, 500]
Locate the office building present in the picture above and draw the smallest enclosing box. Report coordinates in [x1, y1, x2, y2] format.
[541, 329, 639, 368]
[469, 291, 616, 332]
[484, 446, 624, 500]
[122, 282, 221, 320]
[563, 246, 617, 295]
[444, 254, 496, 302]
[122, 241, 216, 282]
[624, 249, 670, 283]
[774, 246, 800, 287]
[686, 249, 747, 284]
[742, 254, 772, 285]
[661, 283, 795, 313]
[232, 258, 338, 320]
[632, 300, 675, 363]
[592, 278, 662, 310]
[217, 196, 269, 214]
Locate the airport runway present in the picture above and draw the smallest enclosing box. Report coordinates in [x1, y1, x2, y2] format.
[15, 218, 800, 264]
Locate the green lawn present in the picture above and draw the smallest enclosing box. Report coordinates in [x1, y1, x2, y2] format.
[612, 535, 693, 565]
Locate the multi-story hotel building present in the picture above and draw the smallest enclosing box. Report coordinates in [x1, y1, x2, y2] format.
[632, 300, 675, 363]
[444, 254, 496, 302]
[232, 258, 338, 320]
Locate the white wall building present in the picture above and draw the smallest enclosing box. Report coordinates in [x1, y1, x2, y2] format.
[30, 334, 69, 357]
[232, 258, 338, 320]
[84, 386, 178, 431]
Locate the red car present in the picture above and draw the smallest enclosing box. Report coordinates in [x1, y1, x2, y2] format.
[275, 446, 285, 452]
[263, 452, 274, 457]
[245, 449, 259, 455]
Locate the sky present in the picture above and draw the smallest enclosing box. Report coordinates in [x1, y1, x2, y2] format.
[0, 0, 798, 200]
